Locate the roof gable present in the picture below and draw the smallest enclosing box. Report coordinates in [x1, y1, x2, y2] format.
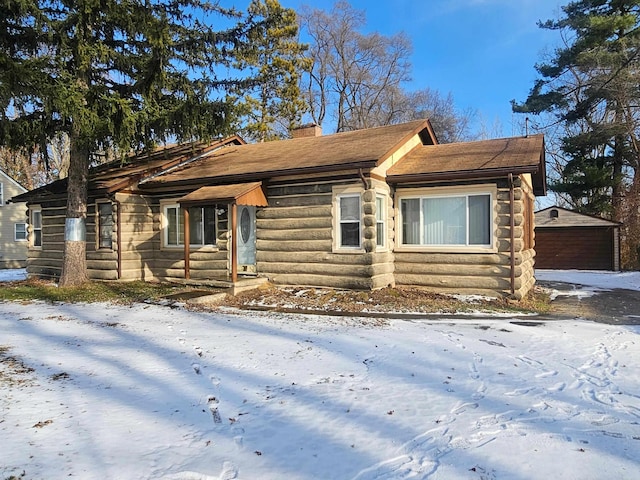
[387, 134, 546, 195]
[535, 206, 621, 227]
[0, 168, 27, 193]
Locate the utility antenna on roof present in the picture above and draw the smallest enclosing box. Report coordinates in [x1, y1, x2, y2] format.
[525, 117, 529, 138]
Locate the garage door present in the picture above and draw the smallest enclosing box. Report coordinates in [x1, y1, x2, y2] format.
[535, 227, 614, 270]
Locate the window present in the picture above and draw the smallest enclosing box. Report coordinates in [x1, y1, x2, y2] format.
[15, 223, 27, 241]
[400, 192, 492, 247]
[338, 195, 361, 248]
[164, 204, 217, 247]
[31, 208, 42, 247]
[376, 195, 386, 249]
[97, 202, 113, 249]
[524, 195, 535, 250]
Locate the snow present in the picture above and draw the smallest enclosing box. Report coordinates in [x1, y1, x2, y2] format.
[536, 269, 640, 292]
[0, 268, 27, 282]
[1, 269, 640, 479]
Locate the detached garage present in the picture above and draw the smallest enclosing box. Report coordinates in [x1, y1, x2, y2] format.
[534, 206, 621, 271]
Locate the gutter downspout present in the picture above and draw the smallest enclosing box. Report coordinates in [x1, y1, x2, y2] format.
[508, 173, 516, 296]
[358, 168, 370, 189]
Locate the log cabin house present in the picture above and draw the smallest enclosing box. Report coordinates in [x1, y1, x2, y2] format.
[11, 119, 546, 299]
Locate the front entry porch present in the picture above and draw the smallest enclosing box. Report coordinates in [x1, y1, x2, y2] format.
[177, 182, 269, 290]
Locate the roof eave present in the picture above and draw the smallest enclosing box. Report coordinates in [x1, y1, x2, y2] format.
[140, 160, 379, 190]
[388, 165, 545, 193]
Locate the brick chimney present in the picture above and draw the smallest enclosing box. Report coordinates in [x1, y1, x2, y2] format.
[291, 123, 322, 139]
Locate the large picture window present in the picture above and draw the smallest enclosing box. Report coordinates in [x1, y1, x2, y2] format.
[400, 193, 492, 247]
[164, 204, 217, 247]
[338, 195, 361, 248]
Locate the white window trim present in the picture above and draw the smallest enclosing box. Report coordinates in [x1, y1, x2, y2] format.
[332, 185, 364, 253]
[30, 206, 42, 249]
[161, 200, 219, 251]
[0, 183, 3, 206]
[15, 223, 27, 242]
[376, 193, 388, 252]
[395, 185, 497, 253]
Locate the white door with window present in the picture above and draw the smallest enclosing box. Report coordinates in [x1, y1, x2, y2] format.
[237, 205, 256, 272]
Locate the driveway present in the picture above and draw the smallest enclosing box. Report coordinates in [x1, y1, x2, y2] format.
[537, 279, 640, 325]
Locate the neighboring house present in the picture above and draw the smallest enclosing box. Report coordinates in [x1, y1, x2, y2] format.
[11, 120, 546, 299]
[535, 206, 621, 271]
[0, 168, 28, 268]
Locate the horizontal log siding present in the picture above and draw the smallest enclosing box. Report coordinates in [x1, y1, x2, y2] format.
[394, 177, 535, 298]
[26, 200, 65, 280]
[86, 201, 118, 280]
[517, 180, 537, 298]
[114, 194, 155, 281]
[257, 181, 394, 289]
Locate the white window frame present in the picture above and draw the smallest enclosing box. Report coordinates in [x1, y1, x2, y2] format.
[0, 182, 3, 206]
[395, 185, 497, 253]
[15, 223, 27, 241]
[161, 201, 219, 250]
[30, 206, 42, 248]
[332, 185, 364, 252]
[376, 194, 387, 251]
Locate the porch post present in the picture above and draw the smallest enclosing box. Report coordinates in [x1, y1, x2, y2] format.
[183, 207, 190, 279]
[231, 202, 238, 283]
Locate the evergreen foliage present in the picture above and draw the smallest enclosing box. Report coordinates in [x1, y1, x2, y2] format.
[513, 0, 640, 267]
[513, 0, 640, 220]
[0, 0, 300, 285]
[233, 0, 310, 142]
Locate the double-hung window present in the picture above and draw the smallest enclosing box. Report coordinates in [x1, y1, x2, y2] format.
[15, 223, 27, 241]
[376, 195, 386, 249]
[97, 202, 113, 249]
[338, 195, 361, 249]
[31, 208, 42, 247]
[164, 204, 217, 247]
[400, 192, 492, 248]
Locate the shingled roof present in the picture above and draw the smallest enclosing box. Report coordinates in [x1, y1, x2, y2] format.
[387, 134, 546, 195]
[10, 136, 244, 202]
[141, 120, 435, 188]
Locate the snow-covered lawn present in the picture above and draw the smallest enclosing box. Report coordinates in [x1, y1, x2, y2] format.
[1, 269, 639, 479]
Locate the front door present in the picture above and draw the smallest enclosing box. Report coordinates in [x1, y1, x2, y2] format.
[237, 205, 257, 273]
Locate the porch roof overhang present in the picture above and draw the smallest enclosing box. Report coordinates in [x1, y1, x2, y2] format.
[177, 181, 268, 206]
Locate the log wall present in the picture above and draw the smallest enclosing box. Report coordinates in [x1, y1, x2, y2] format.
[394, 176, 537, 299]
[27, 193, 231, 283]
[115, 193, 230, 282]
[26, 198, 65, 280]
[256, 179, 395, 290]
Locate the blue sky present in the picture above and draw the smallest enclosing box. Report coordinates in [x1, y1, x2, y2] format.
[278, 0, 565, 138]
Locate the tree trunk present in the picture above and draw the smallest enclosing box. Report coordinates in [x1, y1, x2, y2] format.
[59, 130, 90, 287]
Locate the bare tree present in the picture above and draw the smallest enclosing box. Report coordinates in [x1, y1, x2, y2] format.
[298, 1, 472, 142]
